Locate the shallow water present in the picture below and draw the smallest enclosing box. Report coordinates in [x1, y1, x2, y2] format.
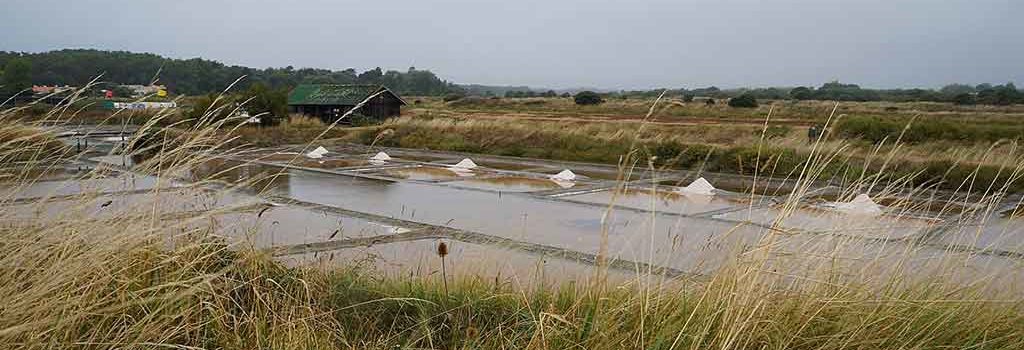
[713, 205, 936, 240]
[0, 175, 171, 199]
[376, 166, 480, 181]
[448, 176, 564, 192]
[207, 205, 410, 248]
[937, 216, 1024, 254]
[8, 140, 1022, 284]
[276, 239, 640, 285]
[264, 170, 769, 272]
[563, 187, 747, 215]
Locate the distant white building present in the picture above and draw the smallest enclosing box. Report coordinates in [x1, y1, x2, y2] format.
[122, 84, 167, 97]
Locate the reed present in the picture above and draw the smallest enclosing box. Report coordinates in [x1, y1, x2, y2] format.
[0, 86, 1021, 349]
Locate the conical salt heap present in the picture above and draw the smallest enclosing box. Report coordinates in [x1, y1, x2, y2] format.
[451, 158, 478, 170]
[305, 146, 329, 159]
[835, 193, 883, 216]
[370, 152, 391, 161]
[677, 177, 715, 196]
[549, 169, 576, 181]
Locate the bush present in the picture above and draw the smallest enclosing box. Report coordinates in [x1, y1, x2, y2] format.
[574, 91, 603, 105]
[790, 86, 813, 100]
[442, 93, 465, 102]
[952, 93, 976, 105]
[241, 83, 288, 125]
[728, 93, 758, 108]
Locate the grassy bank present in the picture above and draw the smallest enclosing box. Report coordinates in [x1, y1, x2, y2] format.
[336, 117, 1024, 192]
[414, 96, 1024, 125]
[4, 234, 1022, 349]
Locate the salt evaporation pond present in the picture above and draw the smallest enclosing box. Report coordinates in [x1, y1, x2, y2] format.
[447, 176, 564, 192]
[562, 187, 745, 215]
[277, 239, 641, 285]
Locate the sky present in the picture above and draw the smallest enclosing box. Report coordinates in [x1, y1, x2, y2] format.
[1, 0, 1022, 90]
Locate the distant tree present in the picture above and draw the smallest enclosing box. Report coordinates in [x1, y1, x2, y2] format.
[574, 91, 603, 105]
[682, 94, 694, 102]
[790, 86, 814, 100]
[560, 92, 571, 98]
[728, 93, 759, 108]
[188, 94, 239, 124]
[952, 93, 976, 106]
[540, 90, 557, 98]
[241, 83, 288, 125]
[977, 83, 1021, 106]
[357, 67, 383, 85]
[1, 58, 32, 95]
[939, 83, 975, 97]
[814, 80, 880, 101]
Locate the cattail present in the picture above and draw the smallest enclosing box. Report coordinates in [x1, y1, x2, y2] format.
[437, 241, 448, 257]
[438, 241, 449, 298]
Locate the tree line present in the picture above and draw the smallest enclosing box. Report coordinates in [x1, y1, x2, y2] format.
[0, 49, 462, 97]
[604, 81, 1022, 106]
[3, 50, 1020, 106]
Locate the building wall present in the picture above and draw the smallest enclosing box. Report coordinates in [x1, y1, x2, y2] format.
[289, 91, 402, 124]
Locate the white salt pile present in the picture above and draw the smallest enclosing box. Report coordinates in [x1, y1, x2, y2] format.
[549, 169, 576, 181]
[369, 152, 391, 164]
[305, 146, 329, 159]
[451, 158, 478, 169]
[677, 177, 715, 196]
[551, 179, 576, 189]
[834, 194, 883, 216]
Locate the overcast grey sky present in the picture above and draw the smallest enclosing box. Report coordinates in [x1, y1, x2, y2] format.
[2, 0, 1021, 89]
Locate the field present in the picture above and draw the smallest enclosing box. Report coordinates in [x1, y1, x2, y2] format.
[1, 94, 1023, 349]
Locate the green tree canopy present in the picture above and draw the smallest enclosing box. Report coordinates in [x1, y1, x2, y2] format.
[728, 93, 758, 108]
[574, 91, 603, 105]
[0, 50, 463, 97]
[2, 58, 32, 95]
[241, 83, 288, 125]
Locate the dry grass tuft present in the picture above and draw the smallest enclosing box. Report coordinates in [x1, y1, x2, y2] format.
[0, 87, 1021, 349]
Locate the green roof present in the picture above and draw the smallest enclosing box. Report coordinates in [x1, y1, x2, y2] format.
[288, 84, 404, 106]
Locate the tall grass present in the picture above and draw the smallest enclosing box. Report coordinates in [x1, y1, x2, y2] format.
[0, 86, 1022, 349]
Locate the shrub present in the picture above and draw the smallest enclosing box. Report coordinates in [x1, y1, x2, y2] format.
[952, 93, 976, 105]
[442, 93, 465, 102]
[26, 103, 53, 116]
[574, 91, 603, 105]
[705, 98, 715, 105]
[790, 86, 813, 100]
[728, 93, 758, 108]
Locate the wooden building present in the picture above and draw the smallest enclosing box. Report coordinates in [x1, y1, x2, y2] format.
[287, 84, 406, 124]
